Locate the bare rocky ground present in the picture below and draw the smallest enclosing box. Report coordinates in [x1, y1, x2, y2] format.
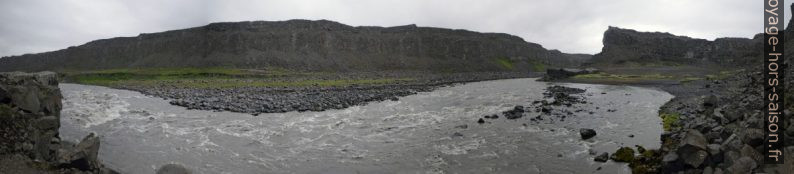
[117, 71, 540, 114]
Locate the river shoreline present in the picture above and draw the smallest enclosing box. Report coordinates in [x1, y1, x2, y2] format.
[548, 69, 793, 173]
[59, 78, 673, 173]
[85, 71, 541, 114]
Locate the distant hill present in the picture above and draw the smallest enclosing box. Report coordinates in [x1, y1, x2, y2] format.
[0, 19, 589, 72]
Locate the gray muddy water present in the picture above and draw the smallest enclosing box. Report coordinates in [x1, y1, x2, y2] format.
[59, 78, 673, 174]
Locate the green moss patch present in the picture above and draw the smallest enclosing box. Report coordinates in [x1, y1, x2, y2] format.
[660, 112, 680, 131]
[611, 147, 635, 162]
[495, 57, 515, 70]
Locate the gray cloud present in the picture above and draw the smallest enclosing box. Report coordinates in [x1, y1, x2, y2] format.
[0, 0, 788, 57]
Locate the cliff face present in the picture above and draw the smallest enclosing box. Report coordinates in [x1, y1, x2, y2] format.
[0, 72, 105, 172]
[0, 20, 588, 72]
[591, 27, 761, 67]
[0, 72, 62, 162]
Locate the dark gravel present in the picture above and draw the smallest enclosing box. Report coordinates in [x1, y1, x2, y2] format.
[116, 71, 539, 114]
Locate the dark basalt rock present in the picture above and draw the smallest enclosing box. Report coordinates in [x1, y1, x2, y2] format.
[502, 105, 525, 119]
[611, 147, 635, 162]
[543, 86, 586, 106]
[156, 164, 191, 174]
[540, 68, 599, 81]
[677, 130, 708, 168]
[0, 72, 116, 173]
[0, 72, 62, 161]
[57, 133, 101, 171]
[594, 152, 609, 162]
[579, 128, 597, 140]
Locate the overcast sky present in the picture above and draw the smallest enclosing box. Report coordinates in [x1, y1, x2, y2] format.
[0, 0, 789, 57]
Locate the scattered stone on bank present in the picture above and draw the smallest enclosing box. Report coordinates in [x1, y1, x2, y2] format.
[543, 85, 586, 106]
[579, 128, 597, 140]
[662, 153, 678, 163]
[145, 72, 533, 114]
[503, 105, 525, 119]
[611, 147, 635, 162]
[594, 152, 609, 162]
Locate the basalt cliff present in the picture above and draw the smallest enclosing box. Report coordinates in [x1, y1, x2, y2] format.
[0, 20, 589, 72]
[591, 26, 762, 68]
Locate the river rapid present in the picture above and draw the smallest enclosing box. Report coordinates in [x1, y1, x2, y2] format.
[58, 78, 672, 174]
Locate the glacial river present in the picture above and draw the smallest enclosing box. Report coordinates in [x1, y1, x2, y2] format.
[58, 78, 672, 174]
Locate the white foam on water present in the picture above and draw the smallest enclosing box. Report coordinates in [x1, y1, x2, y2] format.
[62, 90, 129, 128]
[434, 138, 486, 155]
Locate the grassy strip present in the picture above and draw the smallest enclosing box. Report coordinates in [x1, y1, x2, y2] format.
[572, 72, 675, 82]
[494, 57, 546, 72]
[571, 71, 738, 84]
[705, 70, 740, 80]
[65, 67, 414, 88]
[158, 78, 414, 88]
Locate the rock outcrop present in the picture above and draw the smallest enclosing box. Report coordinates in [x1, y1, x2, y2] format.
[0, 72, 108, 173]
[0, 20, 589, 73]
[0, 72, 63, 161]
[591, 26, 761, 67]
[539, 68, 599, 81]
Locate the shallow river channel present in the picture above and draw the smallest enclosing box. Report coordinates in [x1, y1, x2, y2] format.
[59, 78, 673, 174]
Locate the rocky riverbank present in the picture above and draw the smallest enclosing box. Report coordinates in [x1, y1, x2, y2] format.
[111, 71, 538, 114]
[542, 69, 793, 173]
[0, 72, 115, 174]
[652, 70, 793, 174]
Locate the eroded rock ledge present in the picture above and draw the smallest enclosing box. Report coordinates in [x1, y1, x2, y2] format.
[0, 72, 114, 173]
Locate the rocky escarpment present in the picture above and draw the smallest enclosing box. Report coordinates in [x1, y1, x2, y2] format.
[639, 5, 794, 173]
[591, 26, 761, 67]
[0, 72, 63, 161]
[0, 72, 111, 173]
[0, 20, 589, 72]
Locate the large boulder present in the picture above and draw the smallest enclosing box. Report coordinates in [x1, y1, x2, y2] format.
[677, 129, 709, 167]
[726, 157, 757, 174]
[611, 147, 635, 162]
[739, 144, 763, 164]
[57, 133, 101, 171]
[761, 146, 794, 174]
[594, 152, 609, 162]
[579, 128, 597, 140]
[0, 72, 111, 172]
